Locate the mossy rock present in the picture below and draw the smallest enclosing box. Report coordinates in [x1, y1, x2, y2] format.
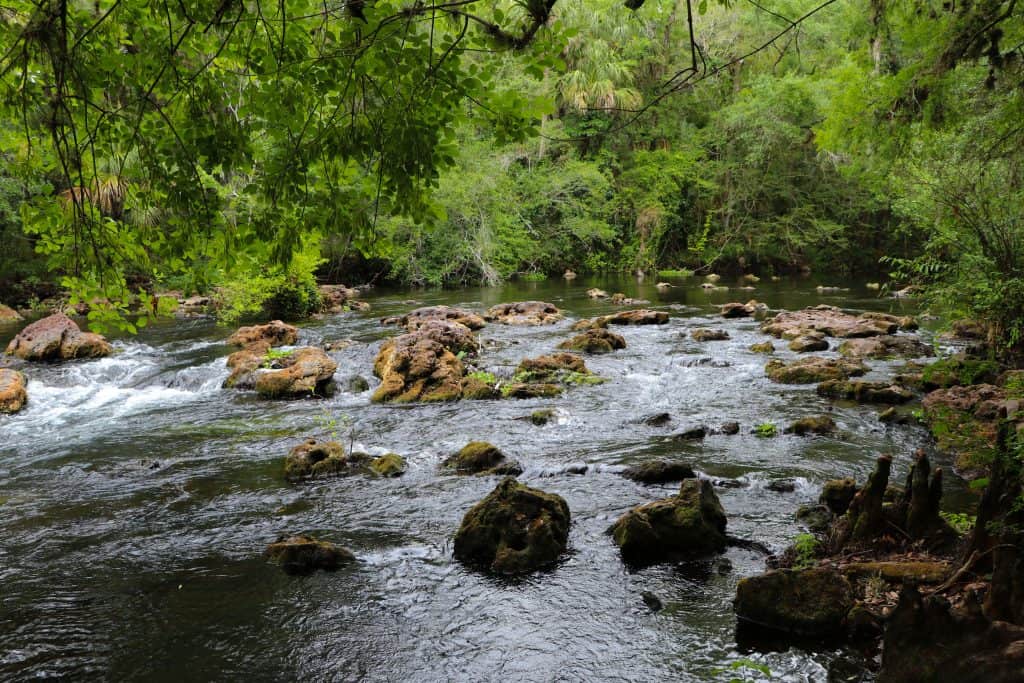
[370, 453, 407, 477]
[841, 561, 950, 584]
[620, 460, 696, 484]
[817, 380, 914, 404]
[514, 353, 588, 382]
[502, 382, 564, 399]
[788, 332, 829, 353]
[734, 567, 853, 636]
[609, 479, 727, 566]
[442, 441, 523, 476]
[461, 375, 500, 400]
[557, 328, 626, 354]
[784, 415, 837, 436]
[265, 534, 355, 574]
[796, 504, 833, 534]
[922, 357, 1000, 390]
[453, 477, 570, 574]
[284, 439, 366, 481]
[530, 409, 556, 425]
[765, 357, 867, 384]
[749, 341, 775, 354]
[691, 328, 730, 342]
[820, 478, 857, 515]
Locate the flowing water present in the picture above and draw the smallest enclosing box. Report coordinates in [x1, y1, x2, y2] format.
[0, 276, 969, 681]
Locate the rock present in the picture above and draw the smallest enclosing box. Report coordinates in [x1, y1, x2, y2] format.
[620, 460, 696, 484]
[819, 478, 857, 515]
[788, 332, 829, 353]
[761, 305, 896, 339]
[381, 305, 485, 331]
[641, 591, 664, 612]
[785, 415, 837, 435]
[742, 274, 761, 283]
[947, 318, 987, 340]
[372, 328, 465, 403]
[529, 409, 556, 425]
[719, 421, 740, 435]
[0, 304, 22, 321]
[453, 477, 570, 574]
[485, 301, 562, 325]
[796, 504, 833, 533]
[609, 479, 728, 566]
[691, 328, 730, 342]
[879, 406, 914, 424]
[859, 311, 919, 331]
[921, 384, 1005, 472]
[557, 328, 626, 354]
[602, 309, 669, 325]
[765, 357, 867, 384]
[767, 478, 797, 493]
[721, 302, 754, 318]
[255, 347, 338, 398]
[838, 335, 933, 359]
[655, 282, 671, 291]
[866, 282, 880, 290]
[0, 369, 27, 413]
[515, 353, 590, 383]
[734, 567, 853, 636]
[563, 269, 577, 280]
[5, 313, 112, 361]
[265, 534, 355, 574]
[284, 439, 368, 481]
[705, 273, 721, 282]
[749, 341, 774, 354]
[502, 383, 564, 399]
[442, 442, 523, 476]
[817, 380, 915, 404]
[178, 295, 211, 315]
[921, 357, 1000, 390]
[222, 348, 264, 389]
[639, 412, 672, 427]
[369, 453, 406, 477]
[226, 320, 298, 349]
[460, 374, 500, 400]
[841, 561, 949, 584]
[609, 293, 649, 306]
[587, 288, 608, 299]
[318, 284, 368, 314]
[346, 375, 370, 392]
[673, 425, 707, 440]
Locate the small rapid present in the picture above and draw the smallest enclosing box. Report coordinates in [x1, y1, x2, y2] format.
[0, 277, 961, 681]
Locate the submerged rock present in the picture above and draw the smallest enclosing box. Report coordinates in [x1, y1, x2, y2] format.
[0, 369, 27, 413]
[503, 383, 564, 399]
[529, 409, 556, 425]
[226, 320, 298, 349]
[734, 567, 854, 636]
[765, 357, 867, 384]
[749, 341, 775, 354]
[5, 313, 112, 361]
[838, 335, 933, 360]
[817, 380, 914, 404]
[453, 477, 571, 574]
[485, 301, 562, 325]
[255, 347, 337, 398]
[381, 305, 486, 331]
[558, 328, 626, 354]
[265, 534, 355, 574]
[620, 460, 696, 484]
[784, 415, 837, 435]
[442, 442, 523, 476]
[609, 479, 728, 566]
[673, 425, 708, 440]
[690, 328, 730, 342]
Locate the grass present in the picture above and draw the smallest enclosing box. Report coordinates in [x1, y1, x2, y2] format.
[520, 272, 548, 282]
[656, 268, 694, 278]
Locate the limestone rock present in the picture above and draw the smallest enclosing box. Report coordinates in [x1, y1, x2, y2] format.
[765, 357, 867, 384]
[558, 328, 626, 354]
[442, 442, 523, 476]
[734, 567, 853, 636]
[0, 369, 27, 413]
[5, 313, 112, 361]
[265, 534, 355, 574]
[485, 301, 562, 325]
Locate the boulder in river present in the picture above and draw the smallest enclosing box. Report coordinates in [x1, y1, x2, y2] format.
[734, 567, 854, 636]
[609, 293, 649, 306]
[721, 301, 763, 318]
[558, 328, 626, 354]
[784, 415, 837, 435]
[265, 534, 355, 574]
[226, 320, 298, 350]
[502, 382, 564, 399]
[0, 369, 27, 413]
[0, 304, 22, 321]
[838, 335, 933, 360]
[817, 380, 914, 404]
[620, 460, 696, 484]
[381, 305, 486, 331]
[587, 288, 608, 299]
[372, 326, 466, 403]
[442, 441, 523, 476]
[284, 439, 366, 481]
[318, 284, 370, 314]
[5, 313, 112, 361]
[749, 341, 774, 354]
[761, 305, 897, 339]
[609, 479, 728, 566]
[819, 478, 857, 515]
[485, 301, 562, 325]
[255, 347, 337, 398]
[690, 328, 730, 342]
[603, 309, 669, 326]
[788, 331, 829, 353]
[453, 477, 571, 574]
[765, 357, 867, 384]
[513, 353, 598, 387]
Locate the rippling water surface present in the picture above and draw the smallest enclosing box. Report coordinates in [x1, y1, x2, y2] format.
[0, 276, 966, 681]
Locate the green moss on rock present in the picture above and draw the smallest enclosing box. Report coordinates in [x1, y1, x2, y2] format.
[443, 441, 523, 475]
[265, 534, 355, 574]
[370, 453, 407, 477]
[734, 567, 853, 636]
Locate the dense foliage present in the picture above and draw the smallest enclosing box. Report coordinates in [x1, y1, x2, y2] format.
[1, 0, 1022, 353]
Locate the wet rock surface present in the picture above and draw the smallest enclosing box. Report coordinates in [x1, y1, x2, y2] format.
[265, 534, 355, 574]
[765, 357, 868, 384]
[485, 301, 562, 325]
[558, 328, 626, 354]
[381, 305, 486, 331]
[734, 567, 853, 636]
[0, 368, 27, 413]
[5, 313, 112, 361]
[442, 442, 523, 476]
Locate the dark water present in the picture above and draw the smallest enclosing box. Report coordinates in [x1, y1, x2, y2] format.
[0, 275, 965, 681]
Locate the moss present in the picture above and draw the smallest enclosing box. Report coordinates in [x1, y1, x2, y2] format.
[443, 441, 522, 475]
[501, 382, 564, 399]
[922, 358, 1000, 390]
[765, 357, 867, 384]
[564, 371, 605, 385]
[734, 568, 853, 636]
[370, 453, 406, 477]
[466, 370, 496, 384]
[922, 404, 998, 474]
[265, 535, 355, 574]
[817, 380, 914, 404]
[749, 341, 774, 354]
[530, 409, 556, 425]
[461, 376, 499, 400]
[784, 415, 836, 435]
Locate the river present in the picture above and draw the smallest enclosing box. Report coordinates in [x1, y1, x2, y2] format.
[0, 276, 964, 681]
